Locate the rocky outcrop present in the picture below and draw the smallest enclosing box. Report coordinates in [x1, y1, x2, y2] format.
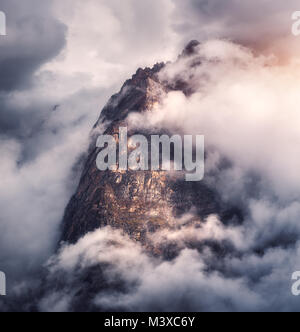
[60, 43, 222, 248]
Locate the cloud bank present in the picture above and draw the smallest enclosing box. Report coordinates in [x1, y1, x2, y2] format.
[37, 220, 300, 312]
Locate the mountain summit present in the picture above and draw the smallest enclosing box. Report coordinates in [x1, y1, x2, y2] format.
[60, 42, 236, 252]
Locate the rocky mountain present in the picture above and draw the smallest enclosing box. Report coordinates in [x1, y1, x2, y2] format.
[60, 41, 238, 252]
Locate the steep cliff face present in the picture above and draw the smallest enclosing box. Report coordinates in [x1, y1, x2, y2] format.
[61, 42, 221, 248]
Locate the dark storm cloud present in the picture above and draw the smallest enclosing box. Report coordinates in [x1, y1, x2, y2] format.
[0, 94, 52, 138]
[0, 0, 66, 91]
[0, 0, 66, 137]
[0, 0, 96, 294]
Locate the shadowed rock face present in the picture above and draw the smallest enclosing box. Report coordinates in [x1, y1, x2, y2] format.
[60, 43, 223, 248]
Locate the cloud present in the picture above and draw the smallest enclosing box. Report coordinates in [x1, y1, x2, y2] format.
[35, 223, 300, 312]
[0, 0, 67, 137]
[129, 40, 300, 199]
[0, 0, 66, 91]
[37, 226, 261, 312]
[171, 0, 300, 59]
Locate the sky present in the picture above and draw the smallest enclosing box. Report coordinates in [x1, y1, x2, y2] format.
[1, 0, 300, 312]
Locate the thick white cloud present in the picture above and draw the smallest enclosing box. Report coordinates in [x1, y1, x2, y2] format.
[46, 0, 179, 90]
[37, 224, 300, 312]
[129, 40, 300, 199]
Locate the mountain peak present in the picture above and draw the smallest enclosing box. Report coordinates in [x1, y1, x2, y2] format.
[60, 43, 218, 249]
